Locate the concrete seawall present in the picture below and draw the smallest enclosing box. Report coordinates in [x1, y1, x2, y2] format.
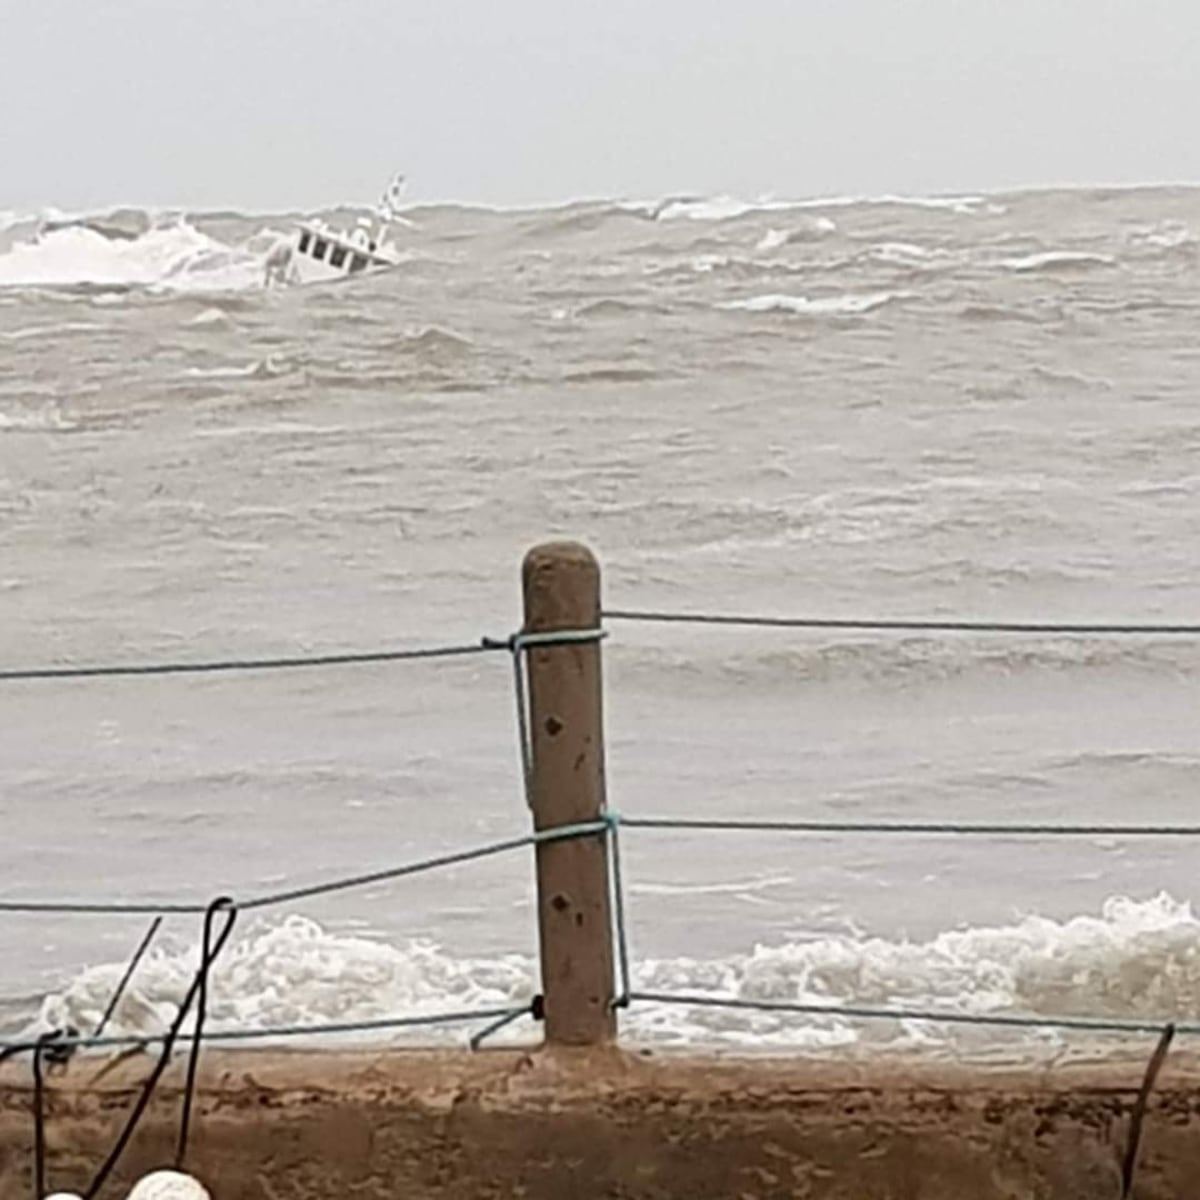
[4, 1048, 1200, 1198]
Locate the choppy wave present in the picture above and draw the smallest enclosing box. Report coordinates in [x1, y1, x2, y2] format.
[522, 201, 647, 237]
[796, 193, 1008, 216]
[755, 219, 837, 251]
[1125, 223, 1196, 257]
[1000, 250, 1117, 274]
[639, 192, 1006, 222]
[643, 195, 801, 222]
[0, 216, 277, 291]
[756, 229, 790, 252]
[21, 894, 1199, 1052]
[720, 291, 911, 317]
[386, 326, 475, 361]
[1, 321, 105, 342]
[614, 636, 1200, 691]
[574, 297, 670, 319]
[181, 355, 293, 381]
[563, 365, 663, 385]
[0, 405, 78, 433]
[860, 242, 944, 267]
[643, 252, 774, 280]
[184, 307, 237, 329]
[958, 302, 1056, 325]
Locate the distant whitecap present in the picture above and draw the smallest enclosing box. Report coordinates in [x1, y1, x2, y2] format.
[719, 290, 912, 317]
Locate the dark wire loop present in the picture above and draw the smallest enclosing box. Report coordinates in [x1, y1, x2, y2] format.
[31, 1030, 64, 1200]
[83, 897, 237, 1200]
[176, 900, 230, 1169]
[1121, 1023, 1176, 1199]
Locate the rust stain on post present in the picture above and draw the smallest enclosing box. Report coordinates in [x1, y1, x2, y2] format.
[522, 541, 615, 1046]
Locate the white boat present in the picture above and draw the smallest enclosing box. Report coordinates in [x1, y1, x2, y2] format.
[266, 173, 408, 287]
[289, 220, 399, 284]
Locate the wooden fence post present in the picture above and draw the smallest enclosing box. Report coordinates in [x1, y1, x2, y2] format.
[522, 541, 616, 1046]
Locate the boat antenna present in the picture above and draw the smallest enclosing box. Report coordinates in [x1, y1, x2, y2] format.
[374, 172, 407, 246]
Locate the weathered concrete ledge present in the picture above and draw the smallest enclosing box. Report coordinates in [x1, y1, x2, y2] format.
[4, 1047, 1200, 1198]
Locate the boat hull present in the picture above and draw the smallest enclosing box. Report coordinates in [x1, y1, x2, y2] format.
[288, 225, 397, 285]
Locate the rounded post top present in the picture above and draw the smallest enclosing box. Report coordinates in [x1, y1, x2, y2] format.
[522, 542, 601, 631]
[522, 541, 599, 575]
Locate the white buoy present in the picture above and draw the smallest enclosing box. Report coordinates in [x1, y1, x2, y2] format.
[44, 1193, 84, 1199]
[124, 1171, 212, 1200]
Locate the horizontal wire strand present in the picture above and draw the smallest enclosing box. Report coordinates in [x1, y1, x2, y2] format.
[603, 608, 1200, 636]
[0, 819, 612, 916]
[630, 991, 1200, 1037]
[0, 641, 502, 682]
[620, 816, 1200, 837]
[0, 1006, 532, 1055]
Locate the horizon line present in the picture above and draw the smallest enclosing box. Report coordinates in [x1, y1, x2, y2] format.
[7, 178, 1200, 222]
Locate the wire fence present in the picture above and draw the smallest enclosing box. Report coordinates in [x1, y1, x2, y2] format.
[0, 640, 504, 682]
[1, 605, 1198, 1061]
[603, 607, 1200, 636]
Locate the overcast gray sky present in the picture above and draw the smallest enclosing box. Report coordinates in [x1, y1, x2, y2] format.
[3, 0, 1199, 212]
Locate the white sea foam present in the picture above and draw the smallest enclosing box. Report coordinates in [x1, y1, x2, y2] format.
[755, 218, 837, 252]
[796, 193, 1007, 216]
[645, 191, 1002, 222]
[720, 291, 910, 317]
[0, 405, 78, 433]
[652, 195, 807, 222]
[0, 220, 268, 291]
[1126, 223, 1195, 253]
[1, 321, 104, 342]
[23, 895, 1195, 1053]
[1000, 251, 1116, 273]
[32, 916, 534, 1047]
[867, 242, 937, 265]
[756, 229, 790, 252]
[184, 307, 236, 329]
[181, 355, 291, 380]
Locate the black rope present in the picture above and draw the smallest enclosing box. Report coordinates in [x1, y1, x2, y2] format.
[83, 898, 236, 1200]
[1120, 1024, 1175, 1199]
[95, 917, 162, 1039]
[175, 904, 223, 1170]
[31, 1031, 62, 1200]
[1, 1026, 77, 1069]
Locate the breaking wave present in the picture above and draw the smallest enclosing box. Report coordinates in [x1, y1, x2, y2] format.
[1125, 222, 1196, 257]
[181, 356, 294, 381]
[1000, 251, 1117, 274]
[795, 193, 1008, 216]
[755, 219, 837, 251]
[635, 192, 1005, 222]
[22, 894, 1200, 1052]
[649, 195, 809, 222]
[720, 291, 911, 317]
[860, 242, 943, 267]
[0, 405, 78, 434]
[0, 214, 279, 292]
